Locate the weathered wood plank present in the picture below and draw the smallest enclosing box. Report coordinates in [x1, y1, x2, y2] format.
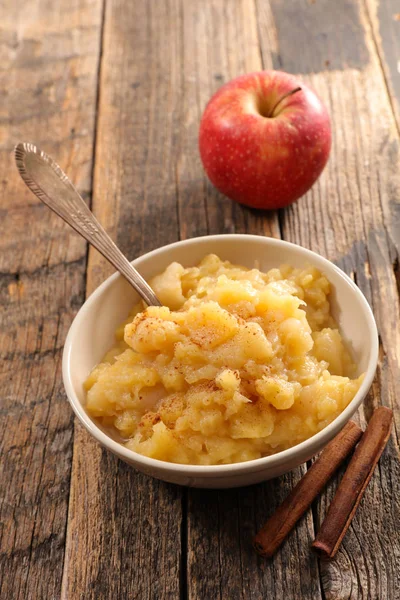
[62, 429, 183, 600]
[180, 0, 280, 238]
[187, 473, 322, 600]
[62, 1, 184, 598]
[0, 1, 103, 598]
[364, 0, 400, 129]
[256, 0, 400, 598]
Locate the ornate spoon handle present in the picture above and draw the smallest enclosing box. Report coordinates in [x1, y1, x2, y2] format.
[15, 142, 161, 307]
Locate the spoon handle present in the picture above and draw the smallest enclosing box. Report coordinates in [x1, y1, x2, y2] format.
[15, 143, 161, 306]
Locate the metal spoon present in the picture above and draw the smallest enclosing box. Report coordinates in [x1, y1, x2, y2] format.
[15, 142, 161, 306]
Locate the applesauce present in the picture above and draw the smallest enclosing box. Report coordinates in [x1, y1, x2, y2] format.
[84, 254, 363, 465]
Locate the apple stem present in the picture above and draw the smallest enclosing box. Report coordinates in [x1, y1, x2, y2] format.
[269, 86, 302, 117]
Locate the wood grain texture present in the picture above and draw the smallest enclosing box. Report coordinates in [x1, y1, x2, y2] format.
[187, 473, 322, 600]
[179, 0, 280, 240]
[0, 0, 103, 599]
[62, 428, 183, 600]
[257, 0, 400, 598]
[364, 0, 400, 130]
[62, 1, 184, 598]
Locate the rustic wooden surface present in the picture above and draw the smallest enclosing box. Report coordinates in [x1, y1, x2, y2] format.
[1, 1, 399, 599]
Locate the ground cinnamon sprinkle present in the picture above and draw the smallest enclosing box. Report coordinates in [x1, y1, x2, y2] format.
[253, 420, 363, 558]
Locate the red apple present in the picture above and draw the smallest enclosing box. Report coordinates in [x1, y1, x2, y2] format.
[199, 70, 331, 210]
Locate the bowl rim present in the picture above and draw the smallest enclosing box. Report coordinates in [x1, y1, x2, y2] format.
[62, 234, 379, 476]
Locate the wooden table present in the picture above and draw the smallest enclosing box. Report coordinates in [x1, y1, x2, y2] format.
[1, 1, 399, 598]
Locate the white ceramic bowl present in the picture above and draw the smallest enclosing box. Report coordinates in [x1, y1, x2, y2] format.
[63, 235, 378, 488]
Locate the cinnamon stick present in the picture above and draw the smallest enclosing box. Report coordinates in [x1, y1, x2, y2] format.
[312, 406, 393, 559]
[253, 420, 363, 558]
